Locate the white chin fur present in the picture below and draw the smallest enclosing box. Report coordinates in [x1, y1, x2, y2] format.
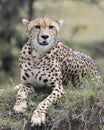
[32, 39, 54, 53]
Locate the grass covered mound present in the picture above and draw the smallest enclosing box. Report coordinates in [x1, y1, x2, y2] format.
[0, 78, 104, 130]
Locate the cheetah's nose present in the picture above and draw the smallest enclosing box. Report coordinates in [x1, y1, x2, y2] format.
[41, 35, 49, 40]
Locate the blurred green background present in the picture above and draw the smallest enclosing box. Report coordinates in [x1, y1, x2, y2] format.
[0, 0, 104, 85]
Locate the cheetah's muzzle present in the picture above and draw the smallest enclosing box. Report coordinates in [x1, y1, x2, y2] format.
[39, 41, 49, 46]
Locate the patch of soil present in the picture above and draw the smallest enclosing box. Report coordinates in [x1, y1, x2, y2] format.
[24, 102, 104, 130]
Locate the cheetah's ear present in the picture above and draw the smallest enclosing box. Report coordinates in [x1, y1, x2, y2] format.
[58, 19, 63, 28]
[22, 19, 29, 27]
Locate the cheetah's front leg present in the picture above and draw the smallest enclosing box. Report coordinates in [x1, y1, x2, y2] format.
[14, 83, 34, 112]
[31, 83, 64, 126]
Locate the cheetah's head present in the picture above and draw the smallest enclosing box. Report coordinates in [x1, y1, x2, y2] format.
[22, 17, 63, 51]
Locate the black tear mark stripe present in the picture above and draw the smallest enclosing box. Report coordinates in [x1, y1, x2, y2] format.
[54, 27, 58, 35]
[37, 25, 41, 43]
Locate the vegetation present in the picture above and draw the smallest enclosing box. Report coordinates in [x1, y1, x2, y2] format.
[0, 78, 104, 130]
[0, 0, 104, 129]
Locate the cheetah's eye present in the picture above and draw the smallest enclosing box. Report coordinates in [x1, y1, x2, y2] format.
[49, 25, 54, 29]
[34, 25, 40, 29]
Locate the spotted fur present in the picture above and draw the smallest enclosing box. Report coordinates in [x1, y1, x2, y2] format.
[14, 17, 101, 126]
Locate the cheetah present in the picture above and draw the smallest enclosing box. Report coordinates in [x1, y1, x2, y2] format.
[14, 17, 101, 126]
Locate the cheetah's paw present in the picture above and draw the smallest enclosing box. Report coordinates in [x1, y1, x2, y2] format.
[13, 100, 27, 112]
[31, 109, 45, 126]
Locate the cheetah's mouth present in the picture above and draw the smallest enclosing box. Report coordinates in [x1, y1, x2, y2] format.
[39, 41, 49, 46]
